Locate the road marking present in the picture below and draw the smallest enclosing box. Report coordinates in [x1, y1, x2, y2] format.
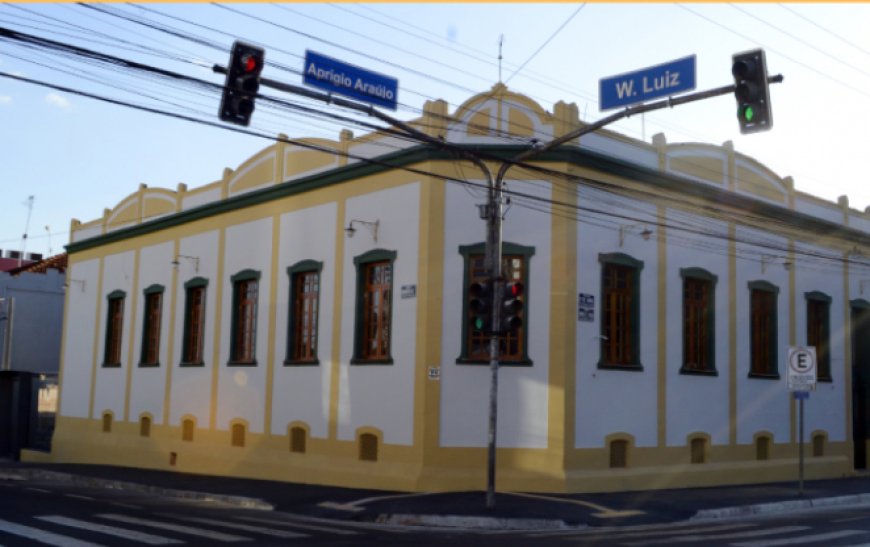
[732, 529, 868, 546]
[165, 515, 308, 538]
[64, 494, 95, 501]
[506, 492, 646, 518]
[236, 515, 360, 535]
[0, 518, 104, 547]
[36, 516, 181, 545]
[531, 522, 756, 539]
[834, 516, 870, 523]
[318, 491, 435, 513]
[626, 526, 810, 546]
[25, 487, 52, 494]
[97, 514, 251, 542]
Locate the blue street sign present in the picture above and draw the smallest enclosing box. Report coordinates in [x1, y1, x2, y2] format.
[794, 391, 810, 400]
[303, 50, 398, 111]
[599, 55, 696, 111]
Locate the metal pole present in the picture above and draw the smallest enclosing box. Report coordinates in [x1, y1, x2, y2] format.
[799, 396, 805, 497]
[485, 167, 504, 510]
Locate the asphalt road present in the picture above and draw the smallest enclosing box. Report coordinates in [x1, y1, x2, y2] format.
[3, 475, 870, 546]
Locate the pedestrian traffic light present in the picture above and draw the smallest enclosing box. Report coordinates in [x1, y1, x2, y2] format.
[219, 41, 265, 126]
[469, 280, 493, 334]
[501, 280, 524, 333]
[732, 49, 772, 134]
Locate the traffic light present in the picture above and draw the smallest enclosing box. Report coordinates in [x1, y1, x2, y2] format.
[732, 49, 772, 134]
[219, 41, 265, 126]
[469, 280, 493, 334]
[501, 280, 524, 333]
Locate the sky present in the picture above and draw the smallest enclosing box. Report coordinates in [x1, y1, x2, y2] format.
[2, 3, 870, 259]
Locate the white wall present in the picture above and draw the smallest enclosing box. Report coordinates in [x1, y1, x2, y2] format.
[575, 189, 659, 448]
[92, 250, 135, 421]
[734, 227, 790, 444]
[169, 230, 219, 428]
[59, 258, 100, 418]
[337, 182, 420, 445]
[271, 202, 337, 439]
[128, 241, 174, 424]
[216, 218, 273, 433]
[439, 179, 552, 449]
[664, 215, 730, 446]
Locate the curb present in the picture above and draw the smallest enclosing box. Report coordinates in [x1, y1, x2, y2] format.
[692, 493, 870, 520]
[11, 468, 274, 511]
[375, 513, 583, 531]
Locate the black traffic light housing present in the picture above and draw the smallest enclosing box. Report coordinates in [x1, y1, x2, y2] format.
[732, 49, 772, 134]
[469, 279, 493, 334]
[501, 280, 524, 333]
[219, 41, 265, 126]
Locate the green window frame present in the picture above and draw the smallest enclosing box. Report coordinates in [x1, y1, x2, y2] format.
[749, 280, 779, 379]
[285, 260, 323, 366]
[139, 284, 164, 367]
[229, 269, 260, 366]
[680, 268, 717, 376]
[598, 253, 643, 371]
[351, 249, 396, 365]
[180, 277, 208, 367]
[103, 290, 126, 367]
[806, 291, 832, 382]
[456, 242, 535, 366]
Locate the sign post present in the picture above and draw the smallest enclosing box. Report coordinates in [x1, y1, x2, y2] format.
[787, 346, 817, 497]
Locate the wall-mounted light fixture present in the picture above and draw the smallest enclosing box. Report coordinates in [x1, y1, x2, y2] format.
[63, 279, 86, 291]
[618, 224, 653, 247]
[345, 219, 379, 243]
[171, 254, 200, 273]
[760, 254, 791, 274]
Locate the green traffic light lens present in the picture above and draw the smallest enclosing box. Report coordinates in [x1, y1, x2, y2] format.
[743, 105, 755, 122]
[473, 317, 484, 330]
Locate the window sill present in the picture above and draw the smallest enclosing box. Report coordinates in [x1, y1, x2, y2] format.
[102, 362, 121, 368]
[138, 362, 160, 368]
[748, 371, 780, 380]
[817, 376, 833, 383]
[284, 359, 320, 367]
[227, 360, 258, 367]
[350, 358, 394, 366]
[179, 361, 205, 367]
[455, 357, 533, 367]
[679, 366, 718, 377]
[597, 361, 644, 372]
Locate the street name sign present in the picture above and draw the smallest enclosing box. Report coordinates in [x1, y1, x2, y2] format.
[303, 50, 398, 111]
[599, 55, 696, 111]
[787, 346, 817, 392]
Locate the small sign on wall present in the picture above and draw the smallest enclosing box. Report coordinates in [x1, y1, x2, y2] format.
[578, 293, 595, 322]
[401, 284, 416, 299]
[427, 367, 440, 381]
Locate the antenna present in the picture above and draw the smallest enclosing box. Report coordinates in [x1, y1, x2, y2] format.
[19, 195, 34, 267]
[498, 34, 504, 83]
[45, 225, 52, 257]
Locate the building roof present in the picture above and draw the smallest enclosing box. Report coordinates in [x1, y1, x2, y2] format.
[6, 253, 68, 276]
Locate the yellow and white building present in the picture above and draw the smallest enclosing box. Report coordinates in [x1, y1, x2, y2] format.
[31, 84, 870, 494]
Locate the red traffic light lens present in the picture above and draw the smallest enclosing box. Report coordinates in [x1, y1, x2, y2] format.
[240, 54, 259, 73]
[506, 282, 524, 297]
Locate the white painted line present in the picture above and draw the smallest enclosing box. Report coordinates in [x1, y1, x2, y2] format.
[64, 495, 95, 502]
[732, 529, 868, 546]
[626, 526, 809, 545]
[26, 488, 52, 494]
[533, 522, 756, 539]
[36, 516, 181, 545]
[165, 515, 308, 538]
[834, 516, 870, 523]
[96, 514, 251, 542]
[0, 518, 104, 547]
[236, 515, 360, 535]
[318, 491, 436, 512]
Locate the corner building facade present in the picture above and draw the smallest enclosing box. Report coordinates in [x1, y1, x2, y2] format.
[37, 84, 870, 493]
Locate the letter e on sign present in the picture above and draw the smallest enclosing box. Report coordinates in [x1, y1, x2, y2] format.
[787, 346, 817, 391]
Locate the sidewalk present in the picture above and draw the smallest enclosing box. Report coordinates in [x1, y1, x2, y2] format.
[4, 461, 870, 530]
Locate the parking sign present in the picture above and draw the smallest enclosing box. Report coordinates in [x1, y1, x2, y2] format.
[787, 346, 817, 392]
